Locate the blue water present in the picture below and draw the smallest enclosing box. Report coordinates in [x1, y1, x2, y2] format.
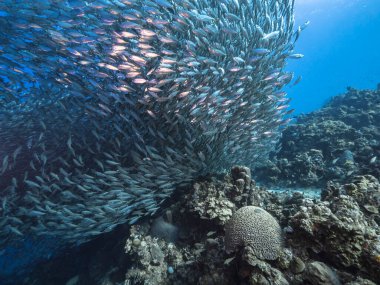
[288, 0, 380, 114]
[0, 0, 379, 283]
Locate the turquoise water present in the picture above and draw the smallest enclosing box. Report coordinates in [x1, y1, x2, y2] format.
[288, 0, 380, 114]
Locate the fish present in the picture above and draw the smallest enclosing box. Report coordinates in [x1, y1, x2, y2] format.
[288, 53, 304, 59]
[292, 75, 303, 86]
[252, 48, 271, 55]
[262, 31, 280, 41]
[0, 0, 300, 253]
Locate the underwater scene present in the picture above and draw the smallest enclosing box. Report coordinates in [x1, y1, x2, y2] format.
[0, 0, 379, 284]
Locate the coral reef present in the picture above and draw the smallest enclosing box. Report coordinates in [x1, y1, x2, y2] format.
[288, 192, 379, 277]
[254, 87, 380, 186]
[119, 168, 379, 285]
[20, 165, 380, 285]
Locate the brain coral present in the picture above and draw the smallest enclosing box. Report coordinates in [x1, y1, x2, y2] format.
[224, 206, 282, 260]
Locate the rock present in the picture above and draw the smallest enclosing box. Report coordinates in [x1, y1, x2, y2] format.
[343, 175, 380, 211]
[304, 261, 340, 285]
[336, 150, 355, 166]
[277, 248, 293, 270]
[150, 244, 164, 265]
[363, 204, 378, 214]
[187, 181, 235, 225]
[346, 277, 377, 285]
[65, 275, 79, 285]
[287, 188, 380, 283]
[151, 216, 179, 243]
[231, 166, 252, 188]
[246, 258, 289, 285]
[290, 257, 306, 274]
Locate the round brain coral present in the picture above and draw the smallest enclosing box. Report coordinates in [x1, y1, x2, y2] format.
[224, 206, 282, 260]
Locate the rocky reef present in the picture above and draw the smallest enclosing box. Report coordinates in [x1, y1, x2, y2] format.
[19, 165, 380, 285]
[254, 87, 380, 187]
[5, 87, 380, 284]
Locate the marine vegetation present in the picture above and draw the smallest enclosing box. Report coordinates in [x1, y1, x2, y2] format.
[0, 0, 302, 250]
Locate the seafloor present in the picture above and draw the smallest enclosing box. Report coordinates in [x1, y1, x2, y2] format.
[13, 87, 380, 284]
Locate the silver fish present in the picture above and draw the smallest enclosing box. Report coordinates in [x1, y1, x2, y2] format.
[0, 0, 300, 252]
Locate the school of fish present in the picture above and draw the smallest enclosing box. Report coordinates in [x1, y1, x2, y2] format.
[0, 0, 304, 249]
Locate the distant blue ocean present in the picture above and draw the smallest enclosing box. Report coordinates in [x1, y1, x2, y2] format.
[288, 0, 380, 114]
